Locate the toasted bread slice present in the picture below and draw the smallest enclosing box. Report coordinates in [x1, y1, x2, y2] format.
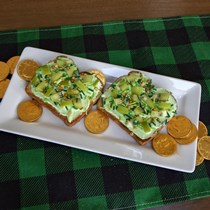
[98, 71, 177, 145]
[25, 56, 105, 126]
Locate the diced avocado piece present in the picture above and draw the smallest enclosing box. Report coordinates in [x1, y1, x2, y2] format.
[31, 75, 39, 86]
[40, 65, 51, 75]
[151, 110, 160, 117]
[127, 73, 140, 82]
[141, 121, 151, 133]
[131, 94, 139, 102]
[134, 106, 143, 115]
[51, 71, 63, 81]
[131, 86, 144, 95]
[82, 75, 93, 83]
[66, 69, 74, 77]
[158, 92, 170, 101]
[145, 99, 154, 109]
[57, 60, 65, 67]
[110, 89, 118, 98]
[67, 89, 79, 95]
[157, 102, 171, 110]
[114, 98, 122, 105]
[135, 115, 144, 123]
[59, 79, 70, 87]
[118, 79, 126, 85]
[151, 110, 167, 118]
[36, 81, 47, 92]
[72, 98, 83, 109]
[60, 100, 73, 108]
[75, 80, 88, 92]
[93, 78, 100, 87]
[45, 87, 54, 96]
[131, 81, 137, 86]
[66, 65, 77, 77]
[50, 93, 60, 102]
[119, 82, 129, 91]
[117, 105, 129, 115]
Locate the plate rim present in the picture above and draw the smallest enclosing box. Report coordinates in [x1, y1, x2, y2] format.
[0, 46, 202, 173]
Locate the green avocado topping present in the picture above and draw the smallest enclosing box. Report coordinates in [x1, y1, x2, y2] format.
[101, 71, 177, 140]
[30, 56, 102, 123]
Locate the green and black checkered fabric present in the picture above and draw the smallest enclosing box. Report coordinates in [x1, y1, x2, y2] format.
[0, 15, 210, 210]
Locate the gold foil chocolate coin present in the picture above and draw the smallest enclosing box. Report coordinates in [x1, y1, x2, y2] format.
[175, 123, 198, 145]
[198, 121, 208, 139]
[0, 79, 10, 99]
[196, 151, 204, 166]
[198, 136, 210, 160]
[152, 133, 177, 156]
[17, 100, 43, 122]
[84, 109, 109, 134]
[0, 61, 10, 81]
[17, 59, 40, 81]
[7, 56, 20, 74]
[167, 115, 192, 138]
[88, 69, 106, 86]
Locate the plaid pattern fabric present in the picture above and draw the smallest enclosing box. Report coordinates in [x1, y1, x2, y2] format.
[0, 15, 210, 210]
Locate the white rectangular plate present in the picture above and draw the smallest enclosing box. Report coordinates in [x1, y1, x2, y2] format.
[0, 47, 201, 173]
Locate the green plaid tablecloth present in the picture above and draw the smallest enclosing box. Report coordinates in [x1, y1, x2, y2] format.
[0, 15, 210, 210]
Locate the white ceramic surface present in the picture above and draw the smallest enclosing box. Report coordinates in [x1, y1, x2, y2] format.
[0, 47, 201, 173]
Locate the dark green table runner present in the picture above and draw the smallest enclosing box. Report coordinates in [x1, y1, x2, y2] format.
[0, 15, 210, 210]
